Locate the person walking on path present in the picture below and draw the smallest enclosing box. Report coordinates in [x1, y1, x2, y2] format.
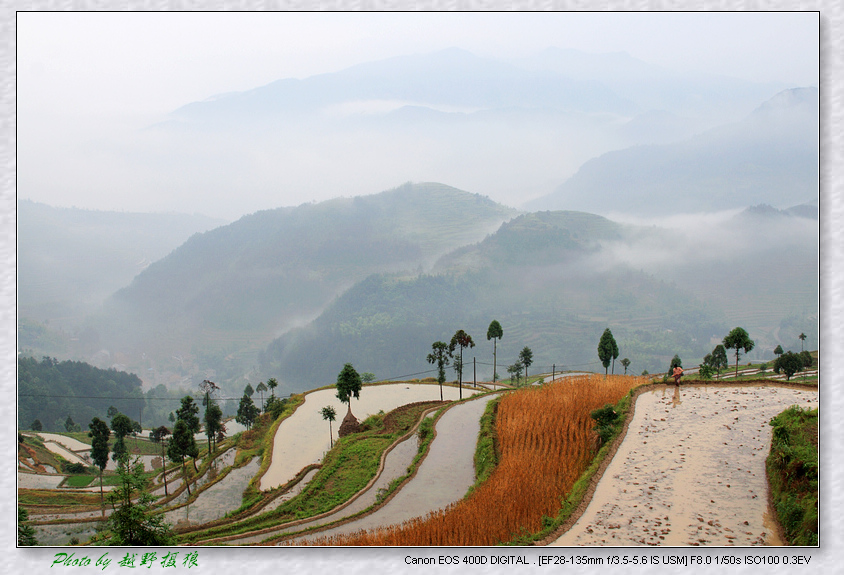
[672, 366, 684, 385]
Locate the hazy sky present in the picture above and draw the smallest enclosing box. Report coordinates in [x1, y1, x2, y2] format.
[16, 11, 820, 219]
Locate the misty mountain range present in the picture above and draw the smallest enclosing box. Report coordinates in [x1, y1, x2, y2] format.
[19, 187, 817, 396]
[17, 48, 818, 396]
[17, 201, 224, 322]
[131, 47, 799, 216]
[528, 87, 818, 215]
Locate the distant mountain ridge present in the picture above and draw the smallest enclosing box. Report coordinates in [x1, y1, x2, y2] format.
[739, 202, 819, 221]
[260, 200, 817, 392]
[171, 47, 638, 124]
[135, 47, 796, 217]
[18, 184, 816, 397]
[259, 209, 728, 391]
[433, 211, 622, 273]
[17, 200, 225, 324]
[519, 47, 790, 122]
[526, 87, 818, 215]
[94, 183, 517, 387]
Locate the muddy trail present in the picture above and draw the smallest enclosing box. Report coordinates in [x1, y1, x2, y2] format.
[549, 383, 818, 547]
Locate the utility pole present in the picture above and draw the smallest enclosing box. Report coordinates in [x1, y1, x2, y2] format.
[473, 357, 476, 388]
[552, 364, 555, 384]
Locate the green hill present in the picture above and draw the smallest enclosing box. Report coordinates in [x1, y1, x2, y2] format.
[260, 212, 727, 392]
[433, 210, 623, 271]
[94, 183, 516, 387]
[18, 356, 145, 433]
[16, 200, 225, 325]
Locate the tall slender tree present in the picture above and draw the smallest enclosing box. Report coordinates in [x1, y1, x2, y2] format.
[519, 347, 534, 381]
[205, 403, 223, 453]
[427, 341, 451, 401]
[88, 417, 111, 513]
[256, 381, 267, 411]
[266, 377, 278, 399]
[199, 380, 220, 455]
[175, 396, 200, 471]
[723, 327, 755, 378]
[486, 320, 504, 383]
[236, 394, 259, 430]
[149, 426, 171, 497]
[799, 332, 807, 352]
[111, 413, 133, 471]
[321, 406, 337, 449]
[167, 420, 196, 496]
[710, 344, 728, 379]
[597, 328, 618, 376]
[449, 330, 475, 400]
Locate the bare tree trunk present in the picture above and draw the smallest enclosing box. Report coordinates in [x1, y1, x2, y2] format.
[99, 470, 104, 517]
[161, 445, 169, 497]
[183, 463, 191, 496]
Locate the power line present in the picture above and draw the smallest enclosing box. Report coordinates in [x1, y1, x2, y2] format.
[18, 393, 244, 402]
[375, 368, 438, 382]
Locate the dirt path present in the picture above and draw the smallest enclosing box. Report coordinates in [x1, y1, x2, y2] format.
[550, 383, 818, 547]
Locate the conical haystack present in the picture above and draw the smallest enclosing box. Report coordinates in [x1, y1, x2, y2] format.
[338, 404, 360, 437]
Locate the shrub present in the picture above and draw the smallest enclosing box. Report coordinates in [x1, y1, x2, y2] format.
[590, 404, 620, 444]
[361, 412, 385, 432]
[799, 351, 813, 369]
[417, 416, 434, 442]
[264, 396, 288, 420]
[62, 461, 89, 474]
[774, 352, 804, 380]
[767, 405, 818, 545]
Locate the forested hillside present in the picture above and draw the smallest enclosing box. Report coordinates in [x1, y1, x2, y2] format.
[17, 356, 204, 432]
[18, 356, 145, 432]
[260, 212, 726, 392]
[91, 183, 516, 391]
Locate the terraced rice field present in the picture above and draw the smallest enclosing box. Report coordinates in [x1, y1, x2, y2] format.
[261, 382, 480, 490]
[550, 383, 818, 546]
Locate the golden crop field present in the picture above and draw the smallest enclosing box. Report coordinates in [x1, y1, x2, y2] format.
[311, 374, 643, 545]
